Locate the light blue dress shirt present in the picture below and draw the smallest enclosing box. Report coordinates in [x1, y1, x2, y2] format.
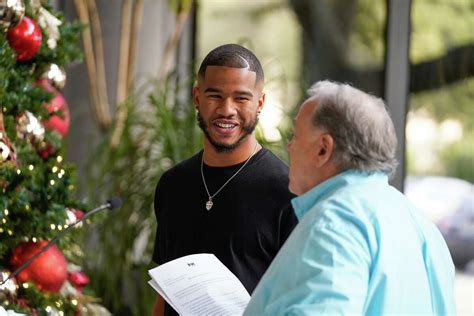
[244, 170, 456, 315]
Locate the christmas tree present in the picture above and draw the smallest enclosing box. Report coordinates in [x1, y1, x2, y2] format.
[0, 1, 109, 315]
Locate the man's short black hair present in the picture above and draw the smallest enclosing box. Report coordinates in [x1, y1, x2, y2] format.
[198, 44, 264, 84]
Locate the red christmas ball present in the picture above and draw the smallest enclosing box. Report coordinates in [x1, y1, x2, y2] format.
[6, 16, 42, 62]
[37, 143, 55, 160]
[9, 241, 68, 293]
[36, 79, 70, 138]
[68, 271, 89, 293]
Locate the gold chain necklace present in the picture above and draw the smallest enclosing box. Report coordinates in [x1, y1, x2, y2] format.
[200, 143, 258, 211]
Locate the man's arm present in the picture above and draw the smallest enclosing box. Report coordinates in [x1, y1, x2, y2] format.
[152, 295, 165, 316]
[246, 204, 373, 315]
[284, 219, 371, 315]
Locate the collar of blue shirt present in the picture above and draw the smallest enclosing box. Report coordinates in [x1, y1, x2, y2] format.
[291, 170, 389, 221]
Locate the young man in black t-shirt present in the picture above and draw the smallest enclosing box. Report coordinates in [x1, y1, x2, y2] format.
[152, 44, 297, 316]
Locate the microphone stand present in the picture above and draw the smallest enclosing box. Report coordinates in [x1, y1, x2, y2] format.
[1, 202, 113, 286]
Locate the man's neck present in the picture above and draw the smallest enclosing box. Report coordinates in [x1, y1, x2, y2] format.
[202, 137, 261, 167]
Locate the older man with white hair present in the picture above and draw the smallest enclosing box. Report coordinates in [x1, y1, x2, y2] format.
[244, 81, 456, 315]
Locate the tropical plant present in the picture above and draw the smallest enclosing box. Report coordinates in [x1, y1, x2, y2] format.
[84, 72, 201, 315]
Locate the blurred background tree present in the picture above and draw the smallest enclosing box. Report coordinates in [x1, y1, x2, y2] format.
[407, 0, 474, 182]
[199, 0, 473, 181]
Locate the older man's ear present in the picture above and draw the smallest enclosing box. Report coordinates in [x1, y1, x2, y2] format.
[314, 133, 334, 168]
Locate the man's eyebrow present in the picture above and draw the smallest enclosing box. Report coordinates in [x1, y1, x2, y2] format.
[234, 90, 253, 97]
[204, 88, 254, 98]
[204, 88, 222, 93]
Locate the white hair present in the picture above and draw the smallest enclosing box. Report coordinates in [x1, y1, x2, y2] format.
[308, 80, 398, 177]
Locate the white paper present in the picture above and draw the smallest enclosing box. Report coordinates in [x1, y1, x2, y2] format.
[148, 253, 250, 315]
[148, 279, 181, 312]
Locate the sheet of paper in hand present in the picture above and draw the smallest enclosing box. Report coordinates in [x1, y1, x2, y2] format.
[148, 253, 250, 315]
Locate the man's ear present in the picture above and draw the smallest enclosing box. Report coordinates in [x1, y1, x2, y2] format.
[314, 133, 334, 167]
[257, 92, 265, 112]
[192, 86, 200, 111]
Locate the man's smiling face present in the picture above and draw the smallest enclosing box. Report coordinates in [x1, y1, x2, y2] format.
[193, 65, 264, 153]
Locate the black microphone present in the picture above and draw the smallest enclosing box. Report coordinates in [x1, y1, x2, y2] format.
[0, 197, 122, 286]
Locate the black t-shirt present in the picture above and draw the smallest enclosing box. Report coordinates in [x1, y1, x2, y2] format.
[153, 148, 297, 315]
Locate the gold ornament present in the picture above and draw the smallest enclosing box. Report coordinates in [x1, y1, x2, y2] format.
[41, 64, 67, 90]
[0, 269, 18, 303]
[16, 110, 45, 145]
[37, 6, 62, 49]
[0, 0, 25, 30]
[30, 0, 41, 15]
[31, 0, 61, 49]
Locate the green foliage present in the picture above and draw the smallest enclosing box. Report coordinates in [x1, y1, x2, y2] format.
[84, 74, 202, 315]
[411, 0, 474, 62]
[410, 78, 474, 130]
[35, 20, 84, 67]
[13, 281, 76, 316]
[408, 79, 474, 181]
[407, 1, 474, 179]
[440, 135, 474, 183]
[0, 11, 84, 255]
[0, 3, 96, 315]
[0, 15, 83, 118]
[0, 37, 50, 118]
[349, 0, 386, 67]
[0, 158, 83, 259]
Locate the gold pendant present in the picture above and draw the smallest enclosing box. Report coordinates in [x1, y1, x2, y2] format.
[206, 199, 213, 211]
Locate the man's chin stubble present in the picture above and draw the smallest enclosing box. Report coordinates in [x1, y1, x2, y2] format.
[205, 134, 249, 153]
[197, 112, 258, 153]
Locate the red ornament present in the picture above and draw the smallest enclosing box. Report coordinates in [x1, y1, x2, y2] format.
[68, 271, 89, 293]
[6, 16, 42, 61]
[36, 79, 70, 138]
[37, 143, 55, 160]
[9, 241, 68, 293]
[65, 208, 85, 227]
[73, 209, 84, 221]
